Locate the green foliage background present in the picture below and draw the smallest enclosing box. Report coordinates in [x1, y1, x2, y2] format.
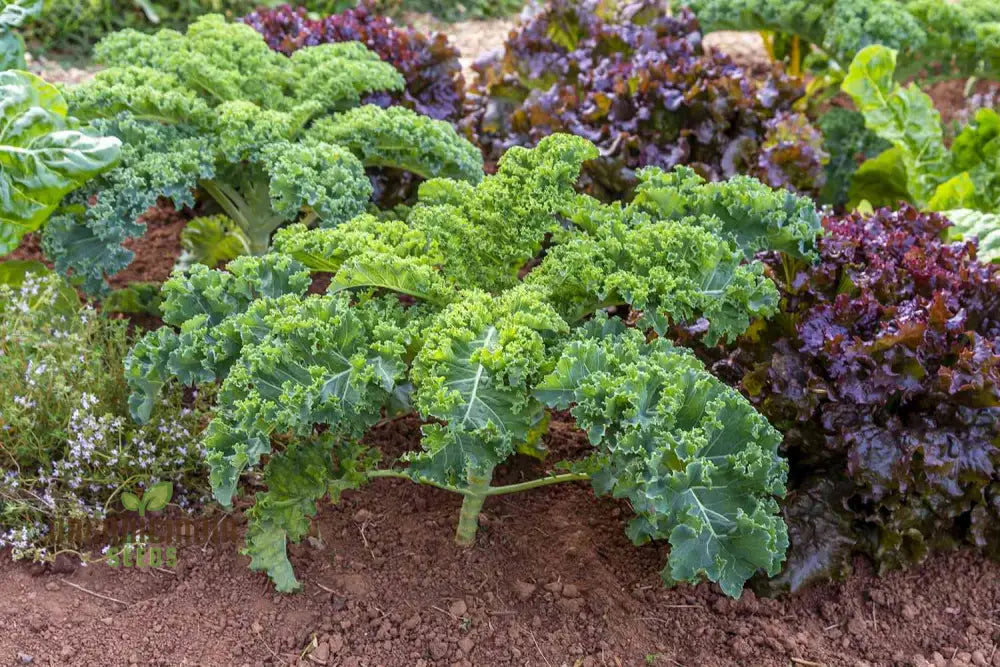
[24, 0, 522, 55]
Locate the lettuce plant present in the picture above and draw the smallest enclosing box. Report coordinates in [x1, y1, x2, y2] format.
[42, 15, 482, 292]
[461, 0, 822, 201]
[0, 70, 121, 256]
[841, 45, 1000, 261]
[125, 134, 824, 596]
[716, 205, 1000, 589]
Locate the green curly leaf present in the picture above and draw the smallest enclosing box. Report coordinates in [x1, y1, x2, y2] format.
[630, 166, 821, 262]
[309, 105, 483, 184]
[245, 438, 333, 592]
[536, 323, 788, 597]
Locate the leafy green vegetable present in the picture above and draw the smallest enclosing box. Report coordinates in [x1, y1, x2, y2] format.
[177, 215, 251, 270]
[943, 209, 1000, 263]
[840, 45, 1000, 252]
[536, 322, 787, 597]
[0, 71, 121, 255]
[0, 0, 42, 69]
[43, 15, 482, 292]
[685, 0, 1000, 83]
[841, 45, 949, 206]
[816, 108, 890, 209]
[721, 205, 1000, 587]
[126, 134, 815, 596]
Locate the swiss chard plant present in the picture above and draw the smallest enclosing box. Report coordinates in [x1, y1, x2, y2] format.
[0, 70, 121, 257]
[0, 0, 41, 70]
[125, 134, 824, 596]
[42, 14, 483, 293]
[461, 0, 824, 201]
[840, 45, 1000, 261]
[711, 205, 1000, 590]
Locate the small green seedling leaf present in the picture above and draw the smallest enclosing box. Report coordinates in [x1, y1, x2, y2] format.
[121, 492, 141, 513]
[143, 482, 174, 513]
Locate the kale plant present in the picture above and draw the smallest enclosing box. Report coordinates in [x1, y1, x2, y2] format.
[43, 15, 483, 292]
[125, 134, 824, 596]
[243, 2, 465, 123]
[461, 0, 823, 201]
[685, 0, 1000, 84]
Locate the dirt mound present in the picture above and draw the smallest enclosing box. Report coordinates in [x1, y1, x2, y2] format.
[1, 419, 999, 667]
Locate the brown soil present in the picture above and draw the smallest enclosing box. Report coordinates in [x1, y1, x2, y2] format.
[703, 31, 771, 69]
[0, 201, 187, 290]
[2, 418, 999, 667]
[24, 52, 98, 86]
[925, 79, 1000, 127]
[404, 13, 516, 76]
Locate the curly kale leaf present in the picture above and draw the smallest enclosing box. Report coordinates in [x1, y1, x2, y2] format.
[243, 2, 466, 123]
[536, 322, 788, 597]
[408, 134, 597, 291]
[0, 71, 121, 255]
[93, 15, 404, 114]
[42, 115, 212, 292]
[406, 287, 568, 487]
[629, 166, 822, 262]
[125, 254, 313, 423]
[278, 133, 596, 294]
[47, 14, 475, 290]
[244, 436, 333, 592]
[527, 194, 781, 345]
[308, 105, 483, 183]
[685, 0, 1000, 81]
[66, 67, 214, 127]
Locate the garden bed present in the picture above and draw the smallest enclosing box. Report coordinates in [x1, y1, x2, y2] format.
[1, 417, 999, 667]
[3, 1, 1000, 665]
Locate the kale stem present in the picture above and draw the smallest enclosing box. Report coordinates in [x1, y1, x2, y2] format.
[455, 470, 491, 546]
[199, 180, 252, 236]
[365, 469, 466, 495]
[366, 469, 591, 546]
[483, 472, 591, 495]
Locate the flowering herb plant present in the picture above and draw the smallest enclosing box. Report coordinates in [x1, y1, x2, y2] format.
[0, 273, 214, 560]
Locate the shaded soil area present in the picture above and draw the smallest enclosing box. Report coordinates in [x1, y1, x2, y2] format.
[1, 419, 999, 667]
[0, 201, 187, 290]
